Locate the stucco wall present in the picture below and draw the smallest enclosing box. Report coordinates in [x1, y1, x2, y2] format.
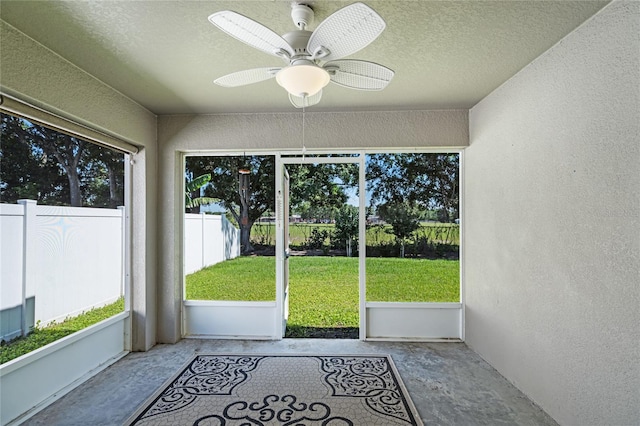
[0, 21, 158, 351]
[464, 2, 639, 425]
[156, 110, 469, 343]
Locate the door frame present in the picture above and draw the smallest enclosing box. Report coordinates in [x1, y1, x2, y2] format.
[277, 153, 366, 339]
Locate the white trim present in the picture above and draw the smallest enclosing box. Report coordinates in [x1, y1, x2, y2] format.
[0, 311, 129, 375]
[186, 335, 276, 341]
[281, 156, 361, 164]
[358, 152, 367, 340]
[183, 300, 276, 308]
[123, 154, 132, 349]
[365, 337, 463, 343]
[365, 302, 462, 309]
[459, 149, 466, 341]
[184, 148, 461, 156]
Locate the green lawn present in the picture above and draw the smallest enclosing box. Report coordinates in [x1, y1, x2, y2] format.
[0, 297, 125, 364]
[185, 256, 459, 330]
[185, 256, 276, 300]
[288, 257, 359, 329]
[367, 258, 460, 302]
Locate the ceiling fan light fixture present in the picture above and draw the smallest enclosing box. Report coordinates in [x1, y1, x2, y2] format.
[275, 63, 330, 97]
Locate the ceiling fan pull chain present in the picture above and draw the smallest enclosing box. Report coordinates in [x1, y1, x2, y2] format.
[302, 97, 306, 160]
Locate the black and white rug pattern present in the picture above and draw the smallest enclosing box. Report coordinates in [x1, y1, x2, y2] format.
[126, 354, 423, 425]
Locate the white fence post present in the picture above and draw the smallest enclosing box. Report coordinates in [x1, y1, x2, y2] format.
[118, 206, 126, 298]
[17, 199, 36, 336]
[201, 212, 206, 271]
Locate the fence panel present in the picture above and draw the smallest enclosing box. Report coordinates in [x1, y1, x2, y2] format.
[184, 213, 240, 275]
[0, 202, 124, 341]
[34, 205, 124, 324]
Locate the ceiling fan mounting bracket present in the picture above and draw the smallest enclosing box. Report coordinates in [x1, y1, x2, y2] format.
[290, 3, 314, 30]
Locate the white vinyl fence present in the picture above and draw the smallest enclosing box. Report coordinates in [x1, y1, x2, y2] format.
[184, 213, 240, 274]
[0, 203, 240, 342]
[1, 201, 125, 341]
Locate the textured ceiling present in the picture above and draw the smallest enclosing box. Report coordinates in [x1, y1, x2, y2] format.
[0, 1, 609, 114]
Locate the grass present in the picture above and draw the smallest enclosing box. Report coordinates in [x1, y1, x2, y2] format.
[185, 256, 276, 300]
[288, 257, 359, 330]
[185, 256, 460, 334]
[0, 297, 125, 364]
[367, 258, 459, 302]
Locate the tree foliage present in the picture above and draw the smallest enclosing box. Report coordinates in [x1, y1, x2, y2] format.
[185, 173, 217, 211]
[184, 156, 354, 254]
[333, 204, 359, 256]
[0, 113, 124, 208]
[367, 153, 459, 222]
[377, 201, 422, 257]
[185, 156, 275, 253]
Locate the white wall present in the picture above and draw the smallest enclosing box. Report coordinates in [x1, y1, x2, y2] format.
[184, 214, 240, 274]
[0, 21, 158, 351]
[1, 203, 124, 331]
[464, 2, 639, 425]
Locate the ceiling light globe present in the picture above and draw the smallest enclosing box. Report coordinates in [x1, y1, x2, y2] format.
[276, 64, 330, 97]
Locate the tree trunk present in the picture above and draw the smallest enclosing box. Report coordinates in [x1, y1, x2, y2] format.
[238, 172, 253, 254]
[67, 167, 82, 207]
[240, 218, 254, 254]
[51, 139, 85, 207]
[400, 240, 405, 258]
[108, 164, 118, 208]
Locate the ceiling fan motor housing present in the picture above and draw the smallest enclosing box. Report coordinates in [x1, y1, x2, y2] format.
[282, 31, 312, 56]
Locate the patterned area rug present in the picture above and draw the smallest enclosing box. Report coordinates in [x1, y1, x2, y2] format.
[126, 354, 423, 425]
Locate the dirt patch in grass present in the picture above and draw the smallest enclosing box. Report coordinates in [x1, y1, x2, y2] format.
[285, 326, 359, 339]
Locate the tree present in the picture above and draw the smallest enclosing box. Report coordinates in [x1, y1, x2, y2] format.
[287, 163, 353, 213]
[367, 153, 459, 222]
[185, 173, 217, 212]
[14, 122, 88, 206]
[378, 201, 421, 258]
[333, 205, 359, 256]
[84, 144, 124, 208]
[0, 115, 68, 204]
[0, 113, 124, 208]
[185, 156, 354, 255]
[186, 156, 275, 254]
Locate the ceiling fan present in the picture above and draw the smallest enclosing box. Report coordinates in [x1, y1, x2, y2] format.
[208, 2, 394, 108]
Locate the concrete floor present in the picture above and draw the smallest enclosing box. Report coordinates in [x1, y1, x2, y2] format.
[24, 339, 557, 426]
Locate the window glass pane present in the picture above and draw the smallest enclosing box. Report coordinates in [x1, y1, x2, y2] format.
[184, 155, 275, 301]
[365, 153, 460, 302]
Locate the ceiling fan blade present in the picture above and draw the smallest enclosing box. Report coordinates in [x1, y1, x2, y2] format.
[214, 67, 280, 87]
[326, 60, 394, 91]
[208, 11, 294, 58]
[307, 2, 386, 62]
[289, 91, 322, 108]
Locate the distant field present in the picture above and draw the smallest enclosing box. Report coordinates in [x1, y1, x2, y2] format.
[251, 222, 459, 247]
[185, 256, 460, 330]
